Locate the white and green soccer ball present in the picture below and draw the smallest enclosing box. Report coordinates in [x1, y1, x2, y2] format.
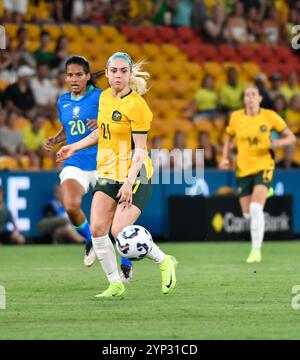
[115, 225, 153, 261]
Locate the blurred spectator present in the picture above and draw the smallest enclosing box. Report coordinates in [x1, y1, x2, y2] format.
[0, 112, 25, 167]
[262, 6, 284, 45]
[267, 72, 283, 104]
[150, 135, 170, 170]
[88, 0, 110, 25]
[34, 31, 56, 70]
[52, 0, 74, 22]
[246, 6, 263, 42]
[191, 0, 207, 34]
[170, 0, 193, 27]
[14, 27, 37, 69]
[254, 73, 273, 109]
[22, 113, 48, 169]
[37, 185, 84, 244]
[0, 186, 26, 245]
[285, 95, 300, 135]
[224, 1, 249, 44]
[110, 0, 131, 26]
[3, 65, 36, 116]
[184, 74, 218, 121]
[195, 131, 219, 168]
[30, 62, 57, 109]
[171, 130, 193, 170]
[280, 72, 300, 103]
[277, 145, 299, 169]
[202, 3, 226, 44]
[72, 0, 93, 23]
[219, 67, 245, 111]
[151, 0, 172, 25]
[52, 70, 68, 99]
[3, 0, 28, 24]
[273, 94, 287, 119]
[54, 36, 71, 69]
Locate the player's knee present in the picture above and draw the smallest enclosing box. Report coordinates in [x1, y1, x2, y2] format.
[64, 201, 81, 217]
[90, 223, 108, 238]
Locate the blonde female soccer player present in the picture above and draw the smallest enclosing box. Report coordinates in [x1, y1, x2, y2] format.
[219, 86, 296, 263]
[56, 52, 177, 299]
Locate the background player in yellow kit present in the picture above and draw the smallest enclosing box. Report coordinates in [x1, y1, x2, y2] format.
[220, 86, 296, 263]
[56, 52, 177, 299]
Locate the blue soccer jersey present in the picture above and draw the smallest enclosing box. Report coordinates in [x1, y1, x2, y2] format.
[57, 86, 102, 170]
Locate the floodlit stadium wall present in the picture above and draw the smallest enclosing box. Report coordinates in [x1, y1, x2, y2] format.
[0, 170, 300, 239]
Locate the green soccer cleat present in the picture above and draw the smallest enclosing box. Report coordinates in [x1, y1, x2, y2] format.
[160, 255, 178, 295]
[246, 250, 262, 263]
[95, 282, 125, 299]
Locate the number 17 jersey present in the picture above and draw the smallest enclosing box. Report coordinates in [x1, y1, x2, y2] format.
[57, 86, 102, 170]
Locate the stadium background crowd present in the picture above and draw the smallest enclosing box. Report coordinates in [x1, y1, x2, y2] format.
[1, 0, 300, 174]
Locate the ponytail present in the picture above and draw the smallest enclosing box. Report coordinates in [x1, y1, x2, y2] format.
[129, 59, 150, 96]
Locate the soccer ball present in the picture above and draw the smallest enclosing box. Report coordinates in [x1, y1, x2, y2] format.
[115, 225, 153, 261]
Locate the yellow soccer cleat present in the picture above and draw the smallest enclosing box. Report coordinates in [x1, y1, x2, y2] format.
[246, 250, 262, 263]
[95, 282, 125, 299]
[160, 255, 178, 295]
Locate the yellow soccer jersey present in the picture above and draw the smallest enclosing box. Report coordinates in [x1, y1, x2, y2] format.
[226, 108, 287, 177]
[96, 88, 153, 182]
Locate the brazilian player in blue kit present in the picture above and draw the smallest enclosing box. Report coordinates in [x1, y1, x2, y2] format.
[45, 56, 101, 267]
[45, 56, 133, 278]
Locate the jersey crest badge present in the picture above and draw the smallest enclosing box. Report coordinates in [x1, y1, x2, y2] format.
[112, 110, 122, 121]
[260, 125, 268, 132]
[72, 106, 80, 118]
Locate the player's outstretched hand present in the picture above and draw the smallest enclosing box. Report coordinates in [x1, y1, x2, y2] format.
[87, 119, 98, 132]
[219, 158, 230, 169]
[56, 145, 75, 163]
[44, 137, 56, 152]
[117, 181, 133, 209]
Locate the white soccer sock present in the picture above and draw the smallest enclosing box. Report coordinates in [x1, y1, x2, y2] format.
[146, 242, 166, 264]
[92, 234, 121, 283]
[249, 202, 265, 251]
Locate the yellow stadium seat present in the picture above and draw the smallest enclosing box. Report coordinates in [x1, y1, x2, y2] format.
[0, 79, 8, 91]
[68, 40, 86, 55]
[5, 23, 18, 40]
[161, 44, 180, 60]
[43, 24, 62, 40]
[195, 119, 214, 133]
[80, 25, 99, 41]
[0, 157, 19, 170]
[25, 40, 40, 52]
[119, 43, 142, 61]
[61, 24, 80, 40]
[14, 117, 30, 131]
[42, 156, 55, 170]
[166, 62, 186, 78]
[175, 119, 195, 133]
[142, 43, 160, 60]
[241, 62, 261, 79]
[223, 62, 241, 73]
[202, 62, 223, 77]
[24, 24, 41, 41]
[100, 26, 120, 41]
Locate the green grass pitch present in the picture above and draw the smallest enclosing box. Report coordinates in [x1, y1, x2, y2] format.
[0, 242, 300, 340]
